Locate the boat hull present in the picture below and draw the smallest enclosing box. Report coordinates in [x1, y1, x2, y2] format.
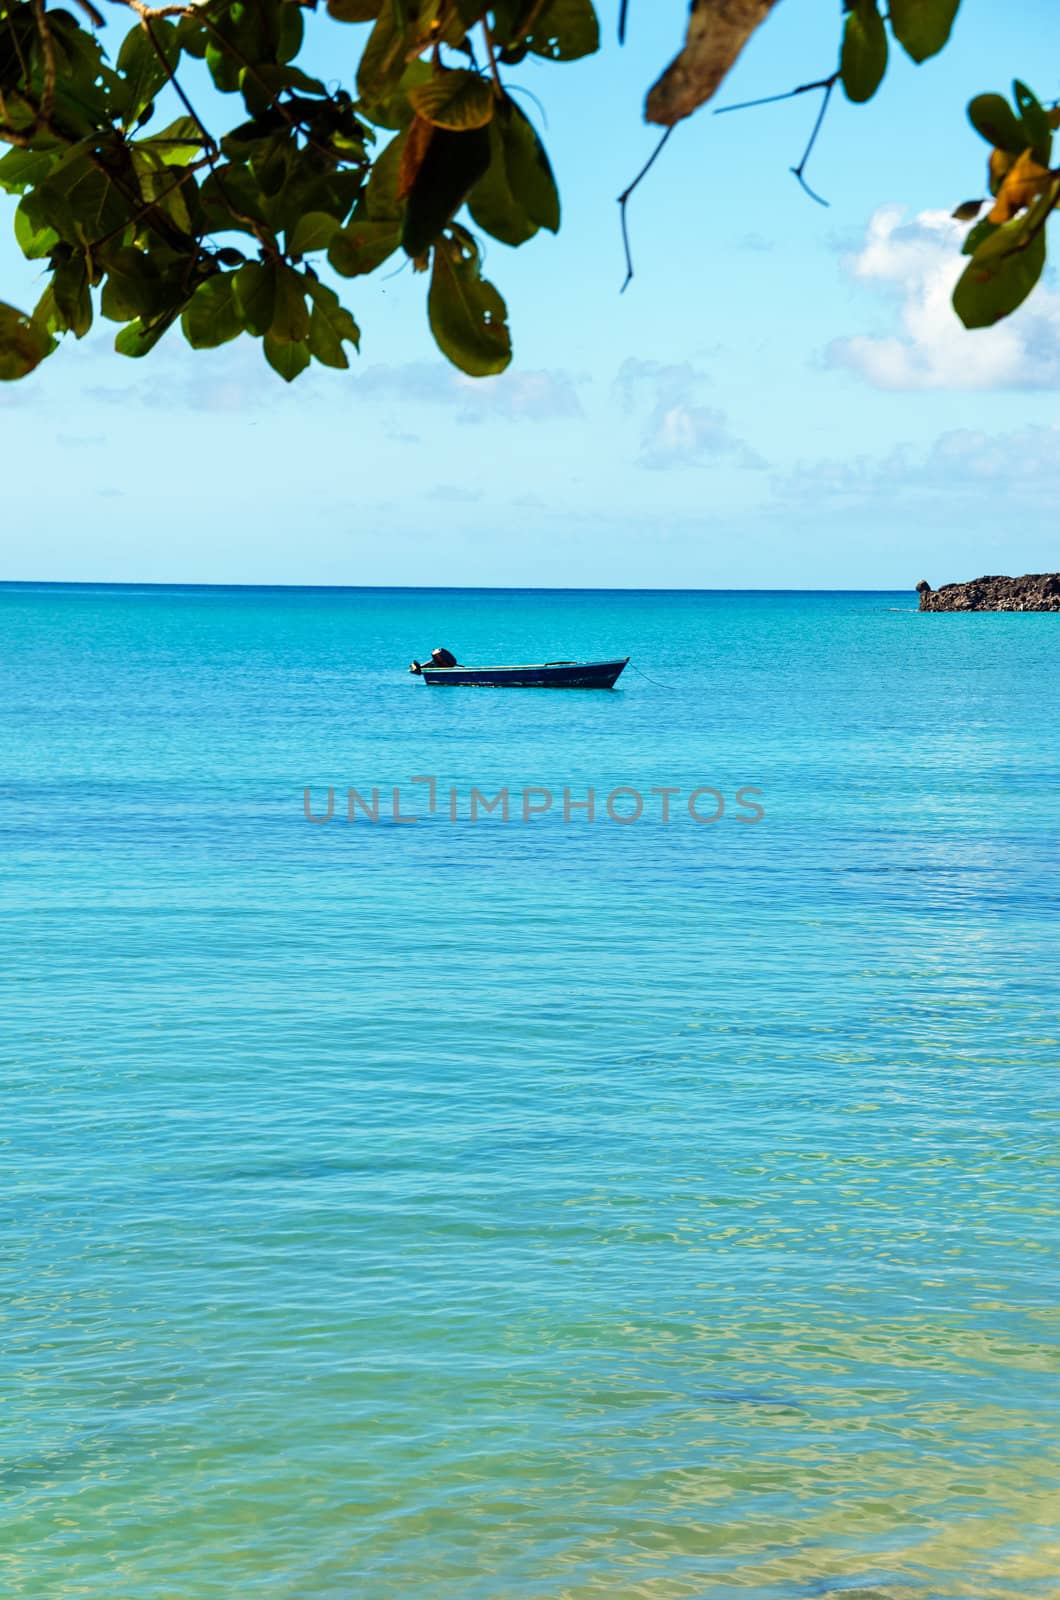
[420, 658, 628, 689]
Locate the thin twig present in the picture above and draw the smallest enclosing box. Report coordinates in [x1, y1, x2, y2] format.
[617, 125, 674, 292]
[789, 75, 837, 206]
[512, 0, 548, 48]
[71, 0, 106, 26]
[88, 153, 213, 251]
[132, 20, 273, 256]
[198, 14, 349, 168]
[505, 82, 548, 129]
[33, 0, 57, 123]
[714, 75, 836, 117]
[6, 13, 30, 82]
[104, 0, 202, 19]
[0, 0, 56, 144]
[141, 16, 218, 155]
[618, 0, 630, 45]
[481, 20, 503, 95]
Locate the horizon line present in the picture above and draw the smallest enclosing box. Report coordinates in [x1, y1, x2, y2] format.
[0, 579, 916, 595]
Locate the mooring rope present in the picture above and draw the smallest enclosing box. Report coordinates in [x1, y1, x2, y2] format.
[628, 663, 675, 690]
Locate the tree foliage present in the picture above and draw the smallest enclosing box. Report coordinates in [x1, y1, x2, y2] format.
[834, 0, 1059, 330]
[0, 0, 1054, 384]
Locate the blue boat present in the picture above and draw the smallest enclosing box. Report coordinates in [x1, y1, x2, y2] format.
[410, 655, 629, 689]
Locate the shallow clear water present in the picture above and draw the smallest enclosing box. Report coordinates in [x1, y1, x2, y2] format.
[1, 584, 1057, 1600]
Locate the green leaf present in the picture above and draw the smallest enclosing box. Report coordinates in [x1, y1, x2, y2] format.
[199, 163, 273, 237]
[270, 264, 310, 342]
[134, 115, 204, 165]
[175, 12, 207, 57]
[328, 217, 402, 275]
[205, 36, 242, 94]
[115, 314, 177, 358]
[967, 93, 1028, 155]
[250, 135, 288, 200]
[469, 98, 559, 244]
[277, 2, 304, 62]
[32, 285, 63, 339]
[307, 280, 360, 368]
[1012, 81, 1051, 165]
[232, 261, 276, 336]
[403, 126, 491, 258]
[52, 257, 93, 339]
[953, 222, 1045, 328]
[358, 59, 432, 131]
[287, 210, 341, 256]
[975, 181, 1056, 258]
[326, 0, 383, 17]
[356, 9, 406, 101]
[264, 332, 310, 381]
[428, 229, 511, 376]
[469, 120, 537, 246]
[888, 0, 960, 64]
[840, 0, 887, 104]
[13, 205, 59, 260]
[181, 273, 243, 348]
[116, 19, 181, 129]
[408, 68, 495, 131]
[100, 247, 163, 322]
[523, 0, 599, 62]
[0, 302, 55, 381]
[240, 63, 327, 117]
[961, 217, 998, 256]
[29, 151, 133, 249]
[0, 146, 60, 194]
[503, 104, 559, 232]
[364, 131, 409, 221]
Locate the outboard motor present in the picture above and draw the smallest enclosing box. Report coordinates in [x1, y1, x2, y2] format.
[409, 646, 459, 674]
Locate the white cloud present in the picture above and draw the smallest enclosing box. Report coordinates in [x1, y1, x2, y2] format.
[615, 357, 764, 469]
[775, 422, 1060, 505]
[640, 402, 763, 469]
[355, 362, 583, 421]
[827, 205, 1060, 390]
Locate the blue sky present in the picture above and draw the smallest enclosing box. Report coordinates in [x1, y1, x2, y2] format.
[2, 0, 1058, 587]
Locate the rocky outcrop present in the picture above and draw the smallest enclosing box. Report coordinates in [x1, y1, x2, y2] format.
[917, 574, 1060, 612]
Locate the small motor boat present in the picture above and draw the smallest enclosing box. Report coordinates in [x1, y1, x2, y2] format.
[409, 648, 628, 689]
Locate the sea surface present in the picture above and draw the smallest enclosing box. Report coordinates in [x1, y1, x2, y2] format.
[1, 584, 1057, 1600]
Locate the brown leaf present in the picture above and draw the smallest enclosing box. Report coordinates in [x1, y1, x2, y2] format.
[988, 146, 1016, 197]
[987, 148, 1050, 224]
[645, 0, 783, 127]
[398, 115, 435, 201]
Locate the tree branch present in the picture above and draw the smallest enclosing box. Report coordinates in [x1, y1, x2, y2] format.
[617, 125, 674, 292]
[480, 18, 503, 96]
[103, 0, 204, 19]
[714, 74, 837, 117]
[0, 0, 57, 144]
[789, 74, 836, 206]
[70, 0, 106, 25]
[141, 15, 217, 157]
[32, 0, 56, 124]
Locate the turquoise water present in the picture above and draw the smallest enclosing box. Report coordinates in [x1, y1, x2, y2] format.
[2, 584, 1057, 1600]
